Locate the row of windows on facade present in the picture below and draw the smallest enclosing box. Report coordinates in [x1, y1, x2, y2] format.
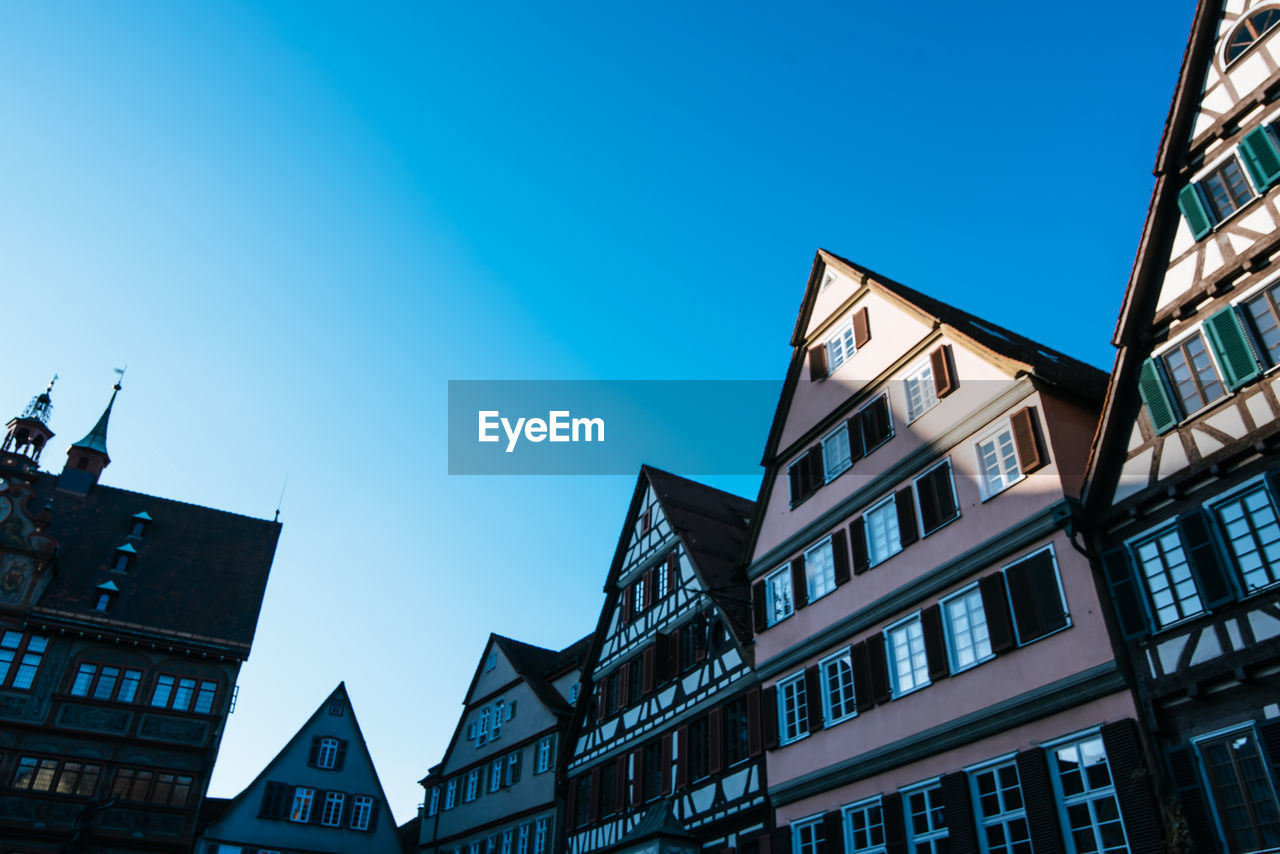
[11, 754, 194, 809]
[617, 551, 680, 628]
[792, 343, 959, 508]
[1102, 470, 1280, 638]
[426, 734, 556, 815]
[259, 781, 379, 831]
[769, 545, 1069, 746]
[440, 814, 552, 854]
[571, 689, 761, 829]
[68, 659, 220, 713]
[465, 697, 516, 747]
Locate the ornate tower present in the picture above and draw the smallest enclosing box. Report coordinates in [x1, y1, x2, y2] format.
[2, 378, 57, 469]
[59, 379, 121, 494]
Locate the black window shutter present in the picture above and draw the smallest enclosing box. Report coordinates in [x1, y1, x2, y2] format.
[310, 789, 325, 824]
[849, 518, 870, 575]
[308, 737, 321, 768]
[791, 556, 809, 610]
[809, 345, 828, 381]
[669, 631, 682, 679]
[747, 686, 763, 756]
[867, 633, 891, 705]
[1166, 745, 1217, 854]
[1179, 510, 1235, 608]
[588, 766, 601, 822]
[334, 740, 348, 772]
[566, 775, 579, 826]
[804, 665, 824, 732]
[773, 826, 793, 854]
[831, 528, 851, 586]
[1100, 720, 1162, 853]
[644, 568, 656, 608]
[341, 793, 354, 826]
[789, 464, 803, 507]
[1015, 749, 1064, 854]
[895, 487, 919, 548]
[917, 464, 957, 535]
[667, 552, 679, 595]
[655, 632, 670, 683]
[806, 446, 825, 493]
[708, 707, 723, 776]
[618, 662, 631, 708]
[1009, 406, 1047, 474]
[979, 573, 1015, 654]
[851, 641, 874, 713]
[852, 307, 871, 348]
[1004, 551, 1068, 644]
[661, 733, 674, 796]
[643, 644, 656, 695]
[862, 397, 891, 448]
[823, 811, 845, 854]
[939, 771, 978, 854]
[675, 726, 689, 790]
[881, 792, 907, 854]
[930, 345, 957, 398]
[762, 685, 779, 751]
[920, 604, 949, 682]
[367, 800, 379, 832]
[846, 417, 865, 463]
[1098, 547, 1150, 640]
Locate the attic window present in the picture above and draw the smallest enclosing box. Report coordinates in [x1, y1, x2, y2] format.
[640, 507, 652, 536]
[485, 650, 497, 672]
[95, 581, 119, 612]
[970, 320, 1013, 342]
[112, 544, 136, 573]
[95, 593, 111, 612]
[328, 699, 344, 716]
[821, 273, 835, 291]
[128, 511, 153, 539]
[1227, 8, 1280, 64]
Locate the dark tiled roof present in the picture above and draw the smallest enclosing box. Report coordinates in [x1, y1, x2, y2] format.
[196, 796, 234, 828]
[31, 473, 280, 656]
[398, 816, 423, 854]
[611, 799, 694, 850]
[493, 633, 590, 714]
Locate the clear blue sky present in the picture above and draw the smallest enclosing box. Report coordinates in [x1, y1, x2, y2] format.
[0, 0, 1194, 823]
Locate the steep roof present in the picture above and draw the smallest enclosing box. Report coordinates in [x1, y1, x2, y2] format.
[30, 473, 280, 657]
[492, 633, 590, 714]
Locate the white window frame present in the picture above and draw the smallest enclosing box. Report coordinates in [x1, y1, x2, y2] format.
[321, 791, 345, 827]
[765, 564, 794, 626]
[1187, 146, 1262, 234]
[428, 785, 440, 816]
[492, 699, 504, 739]
[445, 778, 458, 809]
[1042, 729, 1130, 854]
[1126, 523, 1205, 629]
[518, 823, 530, 854]
[841, 796, 887, 854]
[316, 736, 339, 770]
[777, 671, 809, 745]
[826, 319, 857, 373]
[478, 706, 490, 746]
[885, 614, 929, 698]
[1207, 474, 1280, 594]
[822, 423, 853, 483]
[535, 735, 554, 774]
[489, 758, 504, 792]
[819, 646, 857, 726]
[966, 755, 1031, 854]
[1152, 325, 1231, 421]
[465, 769, 479, 802]
[289, 787, 315, 823]
[904, 360, 940, 423]
[534, 817, 549, 854]
[865, 496, 902, 567]
[975, 422, 1024, 500]
[940, 584, 994, 673]
[502, 830, 513, 854]
[804, 537, 837, 603]
[901, 779, 948, 854]
[792, 814, 826, 854]
[351, 794, 375, 830]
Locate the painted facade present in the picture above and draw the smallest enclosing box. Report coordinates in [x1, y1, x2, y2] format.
[745, 253, 1164, 854]
[563, 466, 770, 854]
[1084, 2, 1280, 851]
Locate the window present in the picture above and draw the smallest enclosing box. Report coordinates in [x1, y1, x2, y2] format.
[1049, 735, 1129, 854]
[194, 680, 217, 713]
[605, 670, 621, 713]
[1227, 8, 1280, 62]
[487, 836, 498, 854]
[819, 647, 857, 725]
[1132, 526, 1204, 627]
[485, 650, 497, 671]
[506, 749, 523, 786]
[971, 761, 1031, 854]
[643, 740, 664, 801]
[792, 816, 825, 854]
[290, 787, 315, 822]
[151, 675, 174, 708]
[765, 565, 794, 626]
[535, 735, 555, 774]
[0, 630, 48, 690]
[598, 759, 617, 816]
[865, 497, 902, 567]
[351, 794, 375, 830]
[977, 427, 1022, 497]
[627, 656, 644, 704]
[843, 798, 886, 854]
[518, 823, 531, 854]
[95, 593, 111, 611]
[569, 683, 580, 704]
[1197, 727, 1280, 851]
[886, 615, 929, 697]
[534, 817, 548, 854]
[171, 677, 196, 711]
[111, 767, 192, 807]
[479, 706, 491, 745]
[1003, 547, 1070, 644]
[428, 786, 441, 816]
[915, 460, 959, 536]
[465, 769, 480, 802]
[942, 586, 992, 672]
[778, 672, 809, 744]
[805, 538, 837, 603]
[1214, 485, 1280, 592]
[118, 669, 142, 702]
[55, 761, 103, 796]
[1244, 280, 1280, 366]
[317, 737, 340, 769]
[860, 394, 894, 451]
[502, 830, 513, 854]
[903, 783, 948, 853]
[657, 563, 669, 598]
[1160, 331, 1227, 416]
[321, 791, 345, 826]
[12, 757, 60, 794]
[445, 778, 458, 809]
[905, 361, 940, 422]
[725, 697, 750, 766]
[827, 319, 857, 373]
[633, 576, 647, 615]
[1202, 157, 1256, 222]
[688, 716, 710, 782]
[574, 775, 592, 827]
[490, 759, 504, 793]
[823, 424, 853, 482]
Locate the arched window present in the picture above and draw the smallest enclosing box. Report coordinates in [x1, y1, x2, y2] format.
[1227, 8, 1280, 64]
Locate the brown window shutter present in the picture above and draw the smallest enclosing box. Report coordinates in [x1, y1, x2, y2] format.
[805, 446, 824, 493]
[707, 707, 723, 776]
[655, 632, 670, 682]
[1010, 406, 1047, 473]
[762, 685, 779, 750]
[629, 748, 643, 808]
[808, 345, 828, 381]
[852, 307, 871, 348]
[619, 587, 631, 626]
[823, 812, 845, 854]
[979, 573, 1015, 654]
[789, 464, 803, 505]
[694, 615, 708, 662]
[1016, 749, 1065, 854]
[851, 641, 874, 713]
[746, 686, 763, 756]
[644, 568, 656, 608]
[675, 725, 690, 790]
[772, 827, 792, 854]
[849, 518, 870, 575]
[588, 767, 601, 823]
[669, 630, 683, 677]
[803, 665, 824, 732]
[565, 777, 578, 828]
[667, 552, 679, 594]
[1100, 720, 1163, 852]
[939, 771, 978, 854]
[661, 733, 674, 796]
[930, 345, 957, 398]
[867, 633, 891, 704]
[752, 580, 768, 634]
[616, 756, 629, 815]
[920, 604, 950, 682]
[790, 556, 808, 609]
[831, 528, 851, 586]
[642, 645, 656, 695]
[881, 793, 906, 854]
[846, 416, 865, 463]
[618, 662, 630, 709]
[895, 487, 918, 548]
[917, 463, 958, 536]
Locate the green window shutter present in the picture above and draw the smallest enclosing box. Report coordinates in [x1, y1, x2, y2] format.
[1138, 358, 1179, 434]
[1240, 126, 1280, 191]
[1205, 306, 1262, 389]
[1177, 183, 1213, 240]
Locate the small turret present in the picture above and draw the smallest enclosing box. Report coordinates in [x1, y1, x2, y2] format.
[2, 377, 58, 469]
[59, 377, 122, 495]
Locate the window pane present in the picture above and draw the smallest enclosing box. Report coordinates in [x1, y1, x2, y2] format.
[1134, 527, 1203, 626]
[1215, 487, 1280, 591]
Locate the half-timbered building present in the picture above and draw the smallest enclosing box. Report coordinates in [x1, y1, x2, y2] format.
[1084, 2, 1280, 850]
[563, 466, 770, 854]
[418, 633, 590, 854]
[745, 252, 1165, 854]
[0, 379, 280, 853]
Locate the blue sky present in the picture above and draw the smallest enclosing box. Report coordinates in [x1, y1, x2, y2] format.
[1, 0, 1194, 823]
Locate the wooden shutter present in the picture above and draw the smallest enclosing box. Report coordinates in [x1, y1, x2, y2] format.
[629, 748, 643, 808]
[861, 396, 891, 448]
[708, 707, 723, 776]
[881, 792, 906, 854]
[846, 416, 865, 463]
[772, 826, 793, 854]
[618, 662, 631, 709]
[747, 686, 763, 756]
[920, 604, 949, 681]
[661, 733, 674, 796]
[979, 573, 1015, 654]
[917, 464, 957, 536]
[1137, 358, 1178, 435]
[260, 781, 289, 818]
[655, 632, 670, 683]
[341, 794, 354, 826]
[1100, 720, 1163, 853]
[851, 641, 874, 713]
[588, 766, 601, 822]
[809, 345, 828, 380]
[616, 756, 628, 814]
[1205, 305, 1262, 390]
[675, 725, 690, 790]
[1009, 406, 1046, 473]
[791, 556, 809, 610]
[619, 587, 631, 625]
[310, 789, 325, 824]
[1241, 125, 1280, 191]
[670, 630, 683, 679]
[308, 737, 321, 767]
[752, 580, 768, 633]
[789, 464, 803, 506]
[694, 614, 709, 662]
[866, 633, 891, 705]
[643, 568, 657, 608]
[642, 644, 656, 695]
[823, 812, 845, 854]
[334, 740, 348, 772]
[1177, 183, 1213, 240]
[806, 446, 825, 492]
[895, 487, 919, 548]
[366, 801, 380, 832]
[1016, 749, 1065, 854]
[762, 685, 779, 750]
[566, 777, 579, 828]
[849, 517, 870, 575]
[1005, 551, 1068, 643]
[1179, 510, 1235, 608]
[804, 665, 824, 733]
[831, 528, 851, 586]
[939, 772, 978, 854]
[1099, 547, 1150, 640]
[1167, 745, 1216, 854]
[852, 307, 871, 348]
[667, 551, 680, 593]
[930, 345, 957, 398]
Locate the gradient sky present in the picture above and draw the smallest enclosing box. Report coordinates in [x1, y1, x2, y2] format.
[1, 0, 1195, 824]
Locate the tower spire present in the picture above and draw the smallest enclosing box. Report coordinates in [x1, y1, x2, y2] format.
[2, 376, 58, 467]
[59, 374, 123, 494]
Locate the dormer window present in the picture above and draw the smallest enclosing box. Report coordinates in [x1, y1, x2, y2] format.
[111, 543, 136, 573]
[1227, 8, 1280, 64]
[95, 593, 111, 612]
[94, 581, 118, 612]
[128, 511, 152, 539]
